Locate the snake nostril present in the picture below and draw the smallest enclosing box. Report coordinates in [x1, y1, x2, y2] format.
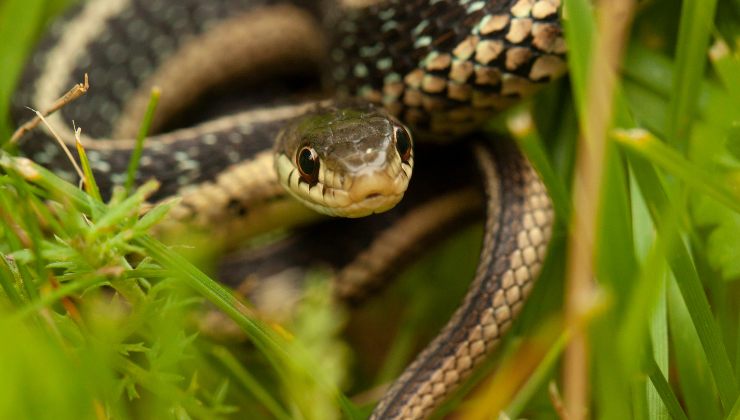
[364, 192, 381, 200]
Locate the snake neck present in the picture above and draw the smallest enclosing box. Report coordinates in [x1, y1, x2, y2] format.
[327, 0, 567, 139]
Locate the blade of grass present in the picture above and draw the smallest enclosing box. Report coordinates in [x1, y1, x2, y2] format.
[0, 0, 45, 138]
[630, 173, 671, 420]
[125, 88, 160, 195]
[0, 254, 24, 306]
[458, 318, 567, 420]
[504, 323, 568, 418]
[728, 394, 740, 419]
[74, 129, 103, 202]
[508, 109, 571, 219]
[629, 155, 739, 410]
[648, 287, 670, 420]
[614, 129, 740, 215]
[211, 346, 291, 420]
[89, 180, 159, 237]
[14, 273, 107, 319]
[666, 0, 719, 151]
[646, 358, 689, 420]
[0, 185, 43, 300]
[709, 40, 740, 108]
[562, 0, 595, 119]
[667, 277, 724, 418]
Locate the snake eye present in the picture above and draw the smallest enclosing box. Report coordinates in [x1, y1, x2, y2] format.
[394, 126, 412, 163]
[296, 146, 320, 185]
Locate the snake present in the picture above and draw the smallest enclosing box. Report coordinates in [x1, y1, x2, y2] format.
[218, 138, 552, 419]
[10, 0, 565, 418]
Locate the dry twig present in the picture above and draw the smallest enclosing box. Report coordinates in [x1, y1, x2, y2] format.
[563, 1, 636, 419]
[10, 73, 89, 144]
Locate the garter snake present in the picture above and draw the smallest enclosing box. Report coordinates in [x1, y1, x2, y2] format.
[11, 0, 564, 418]
[218, 138, 553, 420]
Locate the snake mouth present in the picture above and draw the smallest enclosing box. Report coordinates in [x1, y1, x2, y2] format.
[275, 153, 413, 218]
[331, 191, 405, 218]
[316, 159, 413, 217]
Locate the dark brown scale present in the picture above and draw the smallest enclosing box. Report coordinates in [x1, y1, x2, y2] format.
[329, 0, 565, 139]
[431, 30, 458, 50]
[227, 198, 249, 217]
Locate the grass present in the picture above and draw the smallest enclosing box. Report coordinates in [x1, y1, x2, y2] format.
[1, 0, 740, 419]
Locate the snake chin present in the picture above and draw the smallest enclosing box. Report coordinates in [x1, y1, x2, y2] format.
[326, 191, 406, 218]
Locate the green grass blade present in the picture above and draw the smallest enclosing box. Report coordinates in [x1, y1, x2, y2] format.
[562, 0, 595, 118]
[614, 129, 740, 214]
[14, 273, 106, 319]
[668, 278, 724, 418]
[595, 142, 637, 297]
[0, 254, 24, 306]
[666, 0, 719, 151]
[728, 394, 740, 420]
[709, 40, 740, 108]
[509, 110, 571, 219]
[135, 235, 284, 357]
[630, 155, 739, 410]
[0, 0, 45, 138]
[648, 288, 670, 420]
[211, 346, 291, 420]
[89, 180, 158, 236]
[125, 88, 160, 195]
[504, 327, 568, 418]
[647, 358, 689, 420]
[75, 134, 103, 202]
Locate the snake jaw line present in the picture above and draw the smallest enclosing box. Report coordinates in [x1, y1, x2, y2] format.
[275, 152, 411, 218]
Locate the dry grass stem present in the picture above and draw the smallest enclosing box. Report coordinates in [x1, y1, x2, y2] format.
[10, 73, 88, 144]
[33, 109, 84, 181]
[563, 1, 636, 419]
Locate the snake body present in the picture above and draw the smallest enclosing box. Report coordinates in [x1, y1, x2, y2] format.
[11, 0, 563, 418]
[219, 139, 552, 419]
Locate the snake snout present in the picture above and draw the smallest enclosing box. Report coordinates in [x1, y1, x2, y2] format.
[347, 172, 396, 202]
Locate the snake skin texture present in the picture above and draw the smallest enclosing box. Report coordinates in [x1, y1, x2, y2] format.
[371, 140, 553, 419]
[331, 0, 566, 137]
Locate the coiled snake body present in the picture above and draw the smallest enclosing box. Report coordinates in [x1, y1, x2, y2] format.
[12, 0, 564, 418]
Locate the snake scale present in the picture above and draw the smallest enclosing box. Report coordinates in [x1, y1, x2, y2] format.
[11, 0, 564, 418]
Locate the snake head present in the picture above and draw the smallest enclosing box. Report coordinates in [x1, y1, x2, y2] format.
[275, 103, 414, 217]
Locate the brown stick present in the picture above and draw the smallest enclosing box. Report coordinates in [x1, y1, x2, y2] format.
[562, 1, 636, 419]
[9, 74, 89, 144]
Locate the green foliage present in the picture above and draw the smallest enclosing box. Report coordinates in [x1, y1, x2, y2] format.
[0, 148, 356, 418]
